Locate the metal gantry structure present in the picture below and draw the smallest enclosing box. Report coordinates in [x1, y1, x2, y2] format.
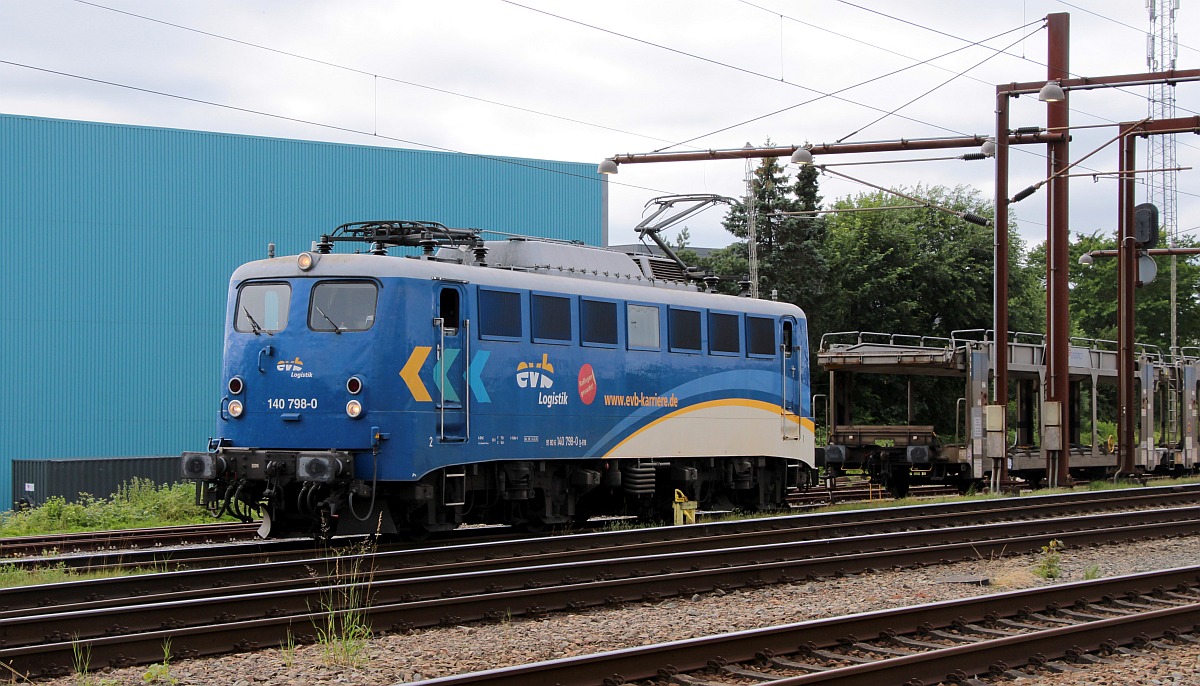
[600, 11, 1200, 490]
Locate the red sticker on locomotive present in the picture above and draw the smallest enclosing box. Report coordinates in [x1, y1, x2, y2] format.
[577, 364, 597, 405]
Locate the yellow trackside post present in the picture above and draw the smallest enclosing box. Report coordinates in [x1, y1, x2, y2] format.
[673, 488, 697, 525]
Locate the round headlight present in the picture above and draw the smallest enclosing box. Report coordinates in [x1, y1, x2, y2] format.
[228, 376, 244, 395]
[346, 399, 363, 419]
[297, 252, 317, 271]
[346, 376, 363, 394]
[228, 399, 244, 418]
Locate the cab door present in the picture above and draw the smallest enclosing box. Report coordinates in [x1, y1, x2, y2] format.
[780, 316, 802, 440]
[434, 285, 469, 442]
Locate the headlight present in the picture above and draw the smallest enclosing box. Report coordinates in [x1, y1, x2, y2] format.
[228, 399, 244, 418]
[228, 376, 244, 395]
[297, 252, 318, 271]
[346, 399, 363, 418]
[346, 376, 363, 394]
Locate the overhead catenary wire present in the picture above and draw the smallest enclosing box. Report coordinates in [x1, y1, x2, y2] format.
[69, 0, 683, 149]
[827, 0, 1200, 144]
[1009, 119, 1149, 203]
[660, 18, 1044, 152]
[28, 0, 1200, 234]
[772, 204, 929, 216]
[811, 164, 992, 226]
[1051, 0, 1200, 57]
[72, 0, 1177, 184]
[498, 0, 1003, 144]
[836, 31, 1034, 143]
[0, 58, 677, 197]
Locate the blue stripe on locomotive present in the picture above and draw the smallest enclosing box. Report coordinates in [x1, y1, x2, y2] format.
[216, 270, 811, 483]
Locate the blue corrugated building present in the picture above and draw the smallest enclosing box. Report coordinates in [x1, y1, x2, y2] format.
[0, 113, 606, 511]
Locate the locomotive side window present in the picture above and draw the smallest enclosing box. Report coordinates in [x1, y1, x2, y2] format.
[439, 288, 460, 330]
[746, 316, 776, 357]
[708, 312, 740, 355]
[479, 288, 523, 339]
[309, 281, 377, 332]
[532, 294, 572, 342]
[668, 307, 702, 352]
[626, 303, 660, 350]
[580, 299, 618, 346]
[235, 282, 290, 334]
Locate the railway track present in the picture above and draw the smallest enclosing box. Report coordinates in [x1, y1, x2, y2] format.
[13, 482, 1194, 577]
[0, 521, 260, 558]
[9, 484, 1200, 599]
[4, 487, 1200, 678]
[786, 483, 959, 508]
[0, 480, 949, 563]
[413, 565, 1200, 685]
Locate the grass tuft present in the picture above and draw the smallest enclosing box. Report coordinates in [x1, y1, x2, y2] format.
[313, 539, 376, 668]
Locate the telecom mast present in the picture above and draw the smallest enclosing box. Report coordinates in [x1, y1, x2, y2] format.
[1146, 0, 1180, 351]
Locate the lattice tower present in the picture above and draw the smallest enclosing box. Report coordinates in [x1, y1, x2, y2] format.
[1146, 0, 1180, 240]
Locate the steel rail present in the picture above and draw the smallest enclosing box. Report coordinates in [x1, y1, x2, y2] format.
[410, 566, 1200, 686]
[4, 506, 1200, 678]
[9, 482, 1200, 611]
[0, 484, 945, 570]
[6, 485, 1199, 612]
[0, 522, 260, 558]
[19, 483, 1200, 578]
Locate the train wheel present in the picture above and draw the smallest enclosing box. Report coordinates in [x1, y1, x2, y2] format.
[401, 524, 433, 542]
[887, 465, 911, 499]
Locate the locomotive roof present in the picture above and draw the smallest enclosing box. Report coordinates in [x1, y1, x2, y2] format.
[230, 241, 806, 319]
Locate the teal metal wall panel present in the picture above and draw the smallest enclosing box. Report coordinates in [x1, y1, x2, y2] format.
[0, 114, 603, 511]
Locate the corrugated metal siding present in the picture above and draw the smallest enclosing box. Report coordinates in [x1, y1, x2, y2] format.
[0, 114, 603, 511]
[12, 456, 181, 506]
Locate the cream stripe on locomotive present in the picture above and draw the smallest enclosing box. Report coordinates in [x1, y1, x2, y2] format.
[603, 398, 814, 460]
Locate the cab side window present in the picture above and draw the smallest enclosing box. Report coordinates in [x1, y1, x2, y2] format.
[309, 281, 377, 332]
[235, 282, 290, 333]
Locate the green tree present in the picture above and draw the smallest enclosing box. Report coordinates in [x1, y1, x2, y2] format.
[816, 185, 1041, 428]
[673, 226, 692, 250]
[1030, 231, 1200, 349]
[718, 144, 828, 308]
[820, 185, 1040, 338]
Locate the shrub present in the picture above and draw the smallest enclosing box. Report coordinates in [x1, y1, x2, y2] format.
[0, 479, 219, 537]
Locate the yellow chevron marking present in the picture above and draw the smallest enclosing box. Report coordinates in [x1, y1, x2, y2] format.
[400, 346, 432, 402]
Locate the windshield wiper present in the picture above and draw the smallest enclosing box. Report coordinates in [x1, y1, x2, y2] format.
[313, 304, 342, 334]
[242, 307, 268, 336]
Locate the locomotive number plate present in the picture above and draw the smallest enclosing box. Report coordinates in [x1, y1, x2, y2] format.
[267, 397, 319, 410]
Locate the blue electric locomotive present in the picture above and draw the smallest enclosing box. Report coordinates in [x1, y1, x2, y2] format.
[182, 221, 816, 537]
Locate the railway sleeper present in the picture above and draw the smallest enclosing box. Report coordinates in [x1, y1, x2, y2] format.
[848, 642, 917, 658]
[766, 655, 835, 672]
[952, 621, 1020, 638]
[798, 645, 874, 664]
[668, 674, 731, 686]
[719, 664, 781, 681]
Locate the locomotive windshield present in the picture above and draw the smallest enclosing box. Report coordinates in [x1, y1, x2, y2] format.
[309, 281, 378, 332]
[235, 282, 290, 334]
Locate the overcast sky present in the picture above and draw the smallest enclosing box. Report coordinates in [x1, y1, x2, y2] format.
[2, 0, 1198, 251]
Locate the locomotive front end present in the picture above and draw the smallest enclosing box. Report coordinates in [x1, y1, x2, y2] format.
[184, 250, 390, 538]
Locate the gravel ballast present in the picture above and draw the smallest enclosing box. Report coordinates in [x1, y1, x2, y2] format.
[36, 533, 1200, 685]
